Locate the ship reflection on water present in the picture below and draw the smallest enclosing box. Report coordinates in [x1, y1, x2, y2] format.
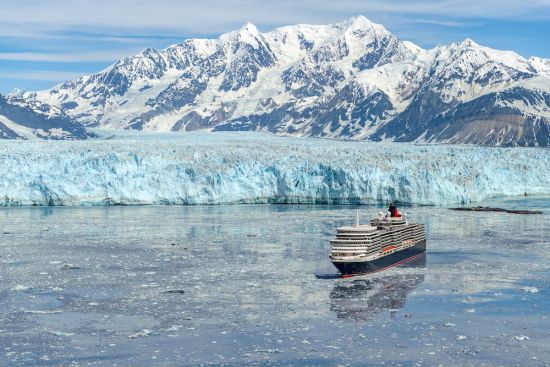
[330, 255, 426, 321]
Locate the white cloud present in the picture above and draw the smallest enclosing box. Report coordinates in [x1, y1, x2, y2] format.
[0, 49, 144, 62]
[0, 70, 87, 82]
[405, 19, 474, 28]
[0, 0, 545, 65]
[0, 0, 548, 37]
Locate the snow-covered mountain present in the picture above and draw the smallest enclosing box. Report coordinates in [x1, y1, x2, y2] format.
[0, 93, 95, 140]
[15, 16, 550, 146]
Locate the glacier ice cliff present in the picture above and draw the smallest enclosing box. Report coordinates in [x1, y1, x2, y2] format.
[0, 132, 548, 206]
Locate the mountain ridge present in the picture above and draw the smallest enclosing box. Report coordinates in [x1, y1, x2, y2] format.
[0, 93, 96, 140]
[6, 15, 550, 146]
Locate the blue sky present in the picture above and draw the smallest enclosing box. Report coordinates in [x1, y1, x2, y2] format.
[1, 0, 549, 94]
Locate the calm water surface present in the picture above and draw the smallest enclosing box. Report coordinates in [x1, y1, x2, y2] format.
[0, 197, 549, 366]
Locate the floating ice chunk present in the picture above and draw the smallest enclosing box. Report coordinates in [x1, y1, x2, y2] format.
[61, 264, 80, 270]
[443, 322, 456, 327]
[11, 285, 31, 291]
[128, 329, 157, 339]
[162, 289, 185, 294]
[165, 325, 183, 332]
[23, 310, 63, 314]
[457, 335, 467, 340]
[519, 286, 539, 293]
[253, 349, 282, 354]
[46, 330, 75, 337]
[514, 335, 530, 341]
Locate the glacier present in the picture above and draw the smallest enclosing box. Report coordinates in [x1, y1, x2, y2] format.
[0, 132, 548, 206]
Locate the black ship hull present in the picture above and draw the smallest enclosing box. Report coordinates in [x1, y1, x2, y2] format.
[332, 240, 426, 277]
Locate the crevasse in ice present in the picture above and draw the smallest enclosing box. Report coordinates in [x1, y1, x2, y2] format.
[0, 132, 548, 206]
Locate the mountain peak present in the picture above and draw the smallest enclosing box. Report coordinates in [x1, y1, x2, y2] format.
[460, 38, 479, 47]
[135, 48, 161, 59]
[343, 15, 390, 37]
[237, 22, 260, 36]
[239, 21, 259, 34]
[347, 15, 374, 27]
[8, 88, 25, 98]
[220, 21, 263, 47]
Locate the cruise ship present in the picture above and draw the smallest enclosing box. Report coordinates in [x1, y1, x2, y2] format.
[329, 210, 426, 277]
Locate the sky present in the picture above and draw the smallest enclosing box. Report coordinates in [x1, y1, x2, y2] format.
[1, 0, 550, 94]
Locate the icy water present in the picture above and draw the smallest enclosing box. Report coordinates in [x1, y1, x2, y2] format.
[0, 197, 549, 367]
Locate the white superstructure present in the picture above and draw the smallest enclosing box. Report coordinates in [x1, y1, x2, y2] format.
[330, 211, 426, 262]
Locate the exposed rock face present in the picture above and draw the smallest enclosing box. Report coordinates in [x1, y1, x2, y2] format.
[0, 94, 95, 140]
